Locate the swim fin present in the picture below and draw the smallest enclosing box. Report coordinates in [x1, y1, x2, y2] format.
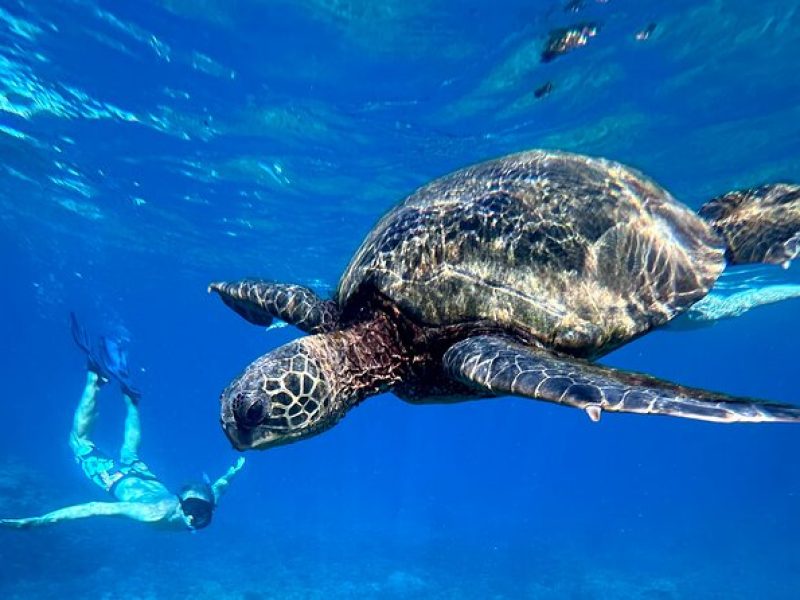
[99, 335, 141, 403]
[70, 312, 110, 382]
[70, 313, 142, 401]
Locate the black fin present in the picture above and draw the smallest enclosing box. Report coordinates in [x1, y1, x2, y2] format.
[98, 335, 141, 403]
[70, 312, 107, 379]
[70, 313, 140, 397]
[70, 312, 91, 355]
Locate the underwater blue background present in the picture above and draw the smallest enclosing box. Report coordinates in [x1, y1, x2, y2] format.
[1, 0, 799, 597]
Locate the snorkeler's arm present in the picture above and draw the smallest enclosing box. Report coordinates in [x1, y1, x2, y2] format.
[211, 457, 245, 503]
[0, 501, 164, 528]
[670, 285, 800, 331]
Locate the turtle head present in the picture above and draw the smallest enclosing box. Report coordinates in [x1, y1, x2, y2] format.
[220, 340, 339, 451]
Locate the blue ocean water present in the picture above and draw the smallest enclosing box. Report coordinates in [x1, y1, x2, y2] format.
[1, 0, 799, 597]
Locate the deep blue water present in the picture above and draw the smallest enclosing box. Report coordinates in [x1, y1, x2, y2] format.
[1, 1, 799, 598]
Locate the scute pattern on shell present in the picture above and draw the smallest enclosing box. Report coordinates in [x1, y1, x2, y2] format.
[338, 150, 726, 356]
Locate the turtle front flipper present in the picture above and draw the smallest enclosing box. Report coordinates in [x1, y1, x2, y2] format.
[209, 280, 341, 334]
[443, 335, 800, 424]
[699, 183, 800, 267]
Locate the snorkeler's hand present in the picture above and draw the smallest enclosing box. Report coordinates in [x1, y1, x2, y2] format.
[209, 457, 246, 501]
[0, 518, 34, 529]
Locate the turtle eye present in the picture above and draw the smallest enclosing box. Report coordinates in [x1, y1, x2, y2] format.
[234, 398, 268, 429]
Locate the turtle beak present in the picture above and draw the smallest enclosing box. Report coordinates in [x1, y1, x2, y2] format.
[221, 418, 285, 451]
[219, 389, 252, 451]
[222, 419, 249, 451]
[220, 393, 284, 451]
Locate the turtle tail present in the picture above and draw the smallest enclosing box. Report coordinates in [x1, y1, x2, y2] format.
[698, 183, 800, 267]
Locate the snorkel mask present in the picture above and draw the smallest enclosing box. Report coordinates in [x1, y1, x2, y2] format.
[178, 482, 215, 530]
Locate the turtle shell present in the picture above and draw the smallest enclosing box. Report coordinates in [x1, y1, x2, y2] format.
[337, 150, 725, 356]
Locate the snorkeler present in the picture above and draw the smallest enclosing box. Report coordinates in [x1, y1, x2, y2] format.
[0, 314, 244, 531]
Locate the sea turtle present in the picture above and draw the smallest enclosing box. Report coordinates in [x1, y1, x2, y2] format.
[211, 150, 800, 451]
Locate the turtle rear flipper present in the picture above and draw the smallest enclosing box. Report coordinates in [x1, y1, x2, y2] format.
[209, 279, 340, 334]
[443, 335, 800, 423]
[699, 183, 800, 266]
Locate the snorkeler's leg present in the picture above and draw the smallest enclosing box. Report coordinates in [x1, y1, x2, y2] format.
[119, 393, 142, 464]
[684, 284, 800, 323]
[68, 371, 105, 457]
